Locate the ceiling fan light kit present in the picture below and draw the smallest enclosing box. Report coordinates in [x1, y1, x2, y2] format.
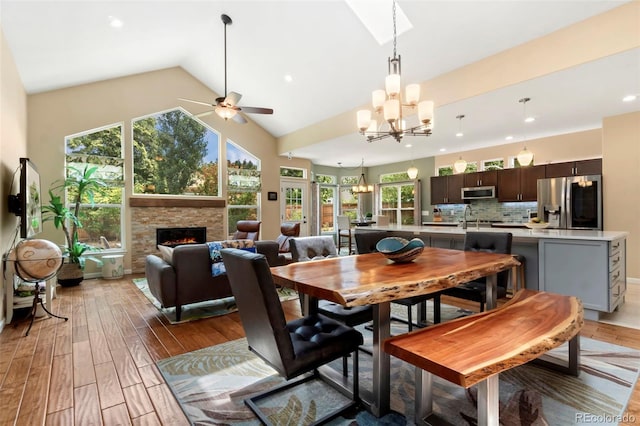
[179, 14, 273, 124]
[357, 0, 434, 143]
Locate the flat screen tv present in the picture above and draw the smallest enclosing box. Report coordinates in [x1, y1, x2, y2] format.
[8, 157, 42, 239]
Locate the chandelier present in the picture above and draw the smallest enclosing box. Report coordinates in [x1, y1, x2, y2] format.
[356, 0, 434, 143]
[352, 159, 373, 194]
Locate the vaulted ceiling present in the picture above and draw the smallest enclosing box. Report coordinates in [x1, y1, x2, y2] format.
[1, 0, 638, 167]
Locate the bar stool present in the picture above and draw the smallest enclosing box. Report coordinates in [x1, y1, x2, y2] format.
[509, 254, 526, 295]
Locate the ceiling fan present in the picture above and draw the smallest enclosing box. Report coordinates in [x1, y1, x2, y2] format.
[179, 14, 273, 124]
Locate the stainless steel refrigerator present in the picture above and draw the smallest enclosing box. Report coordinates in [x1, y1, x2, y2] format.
[537, 175, 602, 230]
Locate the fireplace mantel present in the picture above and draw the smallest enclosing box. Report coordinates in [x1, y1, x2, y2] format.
[129, 196, 225, 208]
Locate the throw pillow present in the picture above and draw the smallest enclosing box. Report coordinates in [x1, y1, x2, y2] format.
[208, 239, 257, 277]
[157, 245, 174, 265]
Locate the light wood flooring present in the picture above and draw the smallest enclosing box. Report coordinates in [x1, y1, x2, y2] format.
[1, 275, 639, 425]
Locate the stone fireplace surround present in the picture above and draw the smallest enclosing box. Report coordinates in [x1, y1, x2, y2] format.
[130, 197, 225, 273]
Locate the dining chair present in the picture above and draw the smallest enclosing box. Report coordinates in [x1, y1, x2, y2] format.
[336, 215, 354, 254]
[439, 231, 513, 313]
[355, 231, 440, 330]
[220, 248, 362, 424]
[372, 215, 390, 226]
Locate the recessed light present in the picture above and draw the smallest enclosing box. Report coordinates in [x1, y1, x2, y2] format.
[284, 74, 293, 83]
[505, 135, 514, 141]
[108, 16, 123, 28]
[405, 144, 412, 148]
[439, 148, 446, 152]
[455, 132, 463, 137]
[524, 117, 535, 123]
[623, 94, 637, 102]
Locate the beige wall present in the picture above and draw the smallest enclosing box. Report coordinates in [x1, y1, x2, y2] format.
[603, 111, 640, 279]
[434, 129, 602, 171]
[27, 67, 311, 275]
[1, 27, 28, 327]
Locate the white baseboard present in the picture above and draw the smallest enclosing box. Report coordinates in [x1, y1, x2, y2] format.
[0, 318, 5, 334]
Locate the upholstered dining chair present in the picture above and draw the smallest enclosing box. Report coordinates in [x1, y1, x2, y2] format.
[439, 231, 513, 313]
[355, 231, 440, 331]
[290, 236, 373, 365]
[372, 215, 390, 226]
[336, 215, 354, 254]
[232, 220, 261, 241]
[220, 248, 362, 424]
[275, 222, 300, 253]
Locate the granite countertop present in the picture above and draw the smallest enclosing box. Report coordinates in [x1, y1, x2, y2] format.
[365, 224, 628, 242]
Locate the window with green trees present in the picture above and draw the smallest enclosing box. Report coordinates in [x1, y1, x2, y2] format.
[339, 176, 359, 220]
[65, 124, 124, 249]
[280, 167, 305, 178]
[317, 175, 337, 232]
[132, 108, 220, 196]
[227, 141, 260, 232]
[379, 172, 416, 225]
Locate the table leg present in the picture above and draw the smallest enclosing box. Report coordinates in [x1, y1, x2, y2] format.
[372, 302, 391, 417]
[477, 375, 499, 426]
[486, 273, 497, 310]
[415, 368, 433, 425]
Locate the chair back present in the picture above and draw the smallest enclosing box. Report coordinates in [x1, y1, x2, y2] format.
[233, 220, 261, 241]
[463, 232, 513, 288]
[289, 236, 338, 262]
[276, 222, 301, 253]
[336, 215, 351, 231]
[355, 231, 389, 254]
[220, 248, 294, 375]
[372, 215, 390, 226]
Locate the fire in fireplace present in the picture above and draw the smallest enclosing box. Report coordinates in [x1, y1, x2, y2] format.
[156, 227, 206, 248]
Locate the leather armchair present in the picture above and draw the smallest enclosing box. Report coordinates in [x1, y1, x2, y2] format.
[232, 220, 261, 241]
[275, 222, 300, 253]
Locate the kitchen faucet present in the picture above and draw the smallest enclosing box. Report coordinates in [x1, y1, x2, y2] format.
[462, 205, 473, 230]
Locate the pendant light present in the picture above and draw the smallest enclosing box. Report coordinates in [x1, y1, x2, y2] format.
[352, 158, 373, 194]
[516, 98, 534, 166]
[453, 115, 467, 173]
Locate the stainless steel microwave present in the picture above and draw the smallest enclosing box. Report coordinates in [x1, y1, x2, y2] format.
[461, 186, 496, 200]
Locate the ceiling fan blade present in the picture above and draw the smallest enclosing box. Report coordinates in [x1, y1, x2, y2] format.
[239, 106, 274, 115]
[179, 97, 214, 107]
[195, 110, 214, 118]
[232, 113, 248, 124]
[224, 91, 242, 107]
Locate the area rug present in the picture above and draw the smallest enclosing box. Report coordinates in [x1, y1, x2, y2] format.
[132, 278, 299, 324]
[157, 313, 640, 425]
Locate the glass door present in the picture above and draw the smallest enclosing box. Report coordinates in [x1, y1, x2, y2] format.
[281, 179, 309, 236]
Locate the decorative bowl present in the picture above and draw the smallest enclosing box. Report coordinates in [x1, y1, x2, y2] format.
[376, 237, 425, 263]
[525, 221, 550, 230]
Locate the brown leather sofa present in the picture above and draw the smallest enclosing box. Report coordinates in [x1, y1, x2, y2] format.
[144, 240, 282, 321]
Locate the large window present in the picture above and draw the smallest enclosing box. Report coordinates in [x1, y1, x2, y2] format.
[132, 108, 220, 196]
[227, 141, 260, 232]
[317, 175, 337, 233]
[339, 176, 359, 220]
[379, 172, 418, 225]
[65, 124, 124, 249]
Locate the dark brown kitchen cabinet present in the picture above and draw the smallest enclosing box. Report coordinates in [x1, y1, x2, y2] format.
[463, 170, 498, 188]
[545, 158, 602, 178]
[430, 174, 465, 204]
[497, 165, 545, 202]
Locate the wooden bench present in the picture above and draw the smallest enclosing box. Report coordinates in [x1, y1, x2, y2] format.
[383, 289, 584, 426]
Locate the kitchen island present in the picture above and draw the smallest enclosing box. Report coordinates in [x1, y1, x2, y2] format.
[357, 224, 628, 321]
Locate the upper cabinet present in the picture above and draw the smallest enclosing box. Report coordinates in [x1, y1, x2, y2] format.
[545, 158, 602, 178]
[463, 170, 498, 188]
[497, 165, 546, 202]
[431, 174, 465, 204]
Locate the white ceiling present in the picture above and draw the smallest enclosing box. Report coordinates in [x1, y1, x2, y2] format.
[1, 0, 638, 168]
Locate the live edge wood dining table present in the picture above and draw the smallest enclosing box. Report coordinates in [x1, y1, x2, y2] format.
[270, 246, 520, 417]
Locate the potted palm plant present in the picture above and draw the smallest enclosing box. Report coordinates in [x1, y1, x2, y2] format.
[42, 165, 106, 286]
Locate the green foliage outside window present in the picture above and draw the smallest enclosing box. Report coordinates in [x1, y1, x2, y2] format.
[381, 172, 409, 183]
[438, 166, 453, 176]
[483, 159, 504, 171]
[316, 174, 335, 184]
[280, 167, 304, 178]
[133, 109, 219, 196]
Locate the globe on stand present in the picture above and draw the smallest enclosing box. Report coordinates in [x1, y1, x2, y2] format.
[6, 239, 64, 283]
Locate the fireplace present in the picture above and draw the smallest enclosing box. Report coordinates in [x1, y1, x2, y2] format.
[156, 227, 206, 248]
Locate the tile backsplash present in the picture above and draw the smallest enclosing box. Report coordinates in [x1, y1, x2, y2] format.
[430, 199, 538, 223]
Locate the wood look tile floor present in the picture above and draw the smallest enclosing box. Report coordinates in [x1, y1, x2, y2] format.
[1, 276, 639, 425]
